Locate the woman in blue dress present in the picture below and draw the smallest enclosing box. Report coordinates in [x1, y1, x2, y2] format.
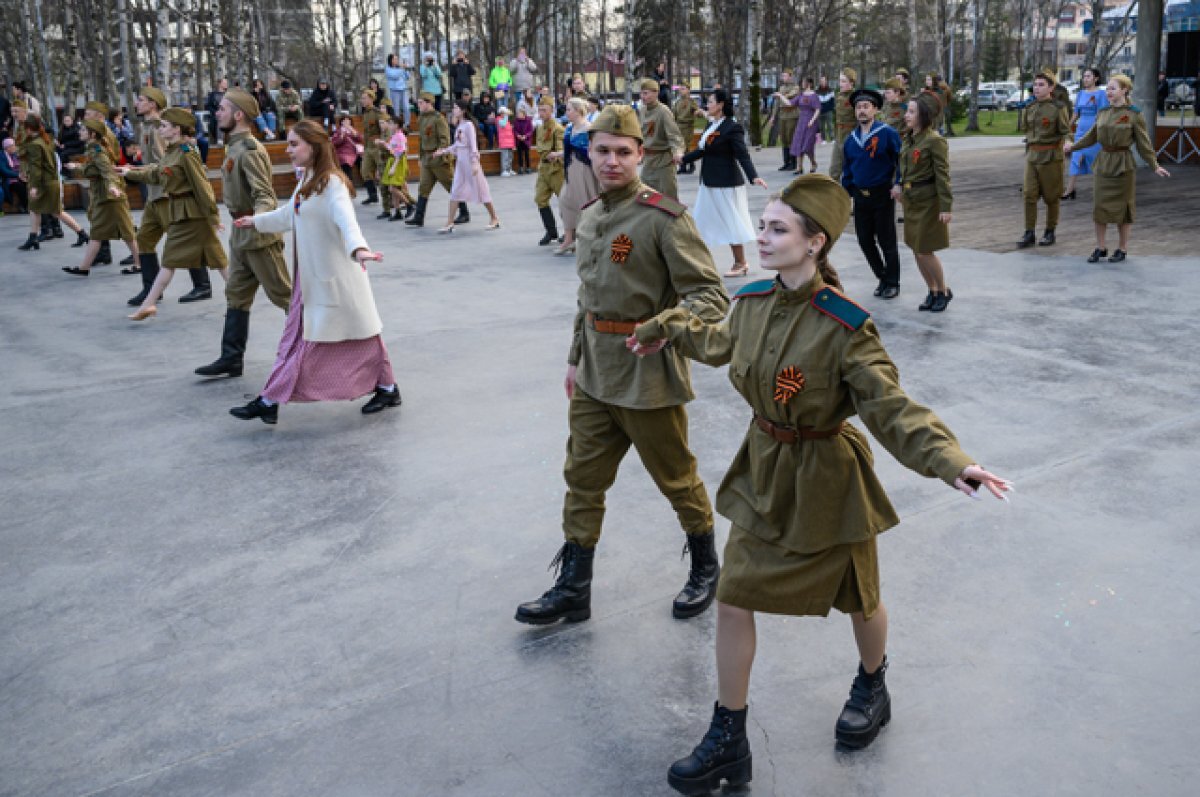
[1064, 67, 1108, 200]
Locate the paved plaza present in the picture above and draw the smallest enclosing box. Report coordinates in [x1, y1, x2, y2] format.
[2, 139, 1198, 796]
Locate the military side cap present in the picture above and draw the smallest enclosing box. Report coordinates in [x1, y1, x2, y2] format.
[779, 173, 851, 245]
[86, 100, 110, 116]
[639, 78, 660, 92]
[82, 118, 108, 138]
[225, 88, 260, 120]
[589, 104, 642, 142]
[842, 67, 857, 85]
[380, 96, 393, 107]
[1038, 67, 1057, 85]
[538, 95, 555, 108]
[419, 92, 435, 103]
[161, 107, 196, 130]
[850, 88, 883, 108]
[140, 86, 167, 109]
[11, 98, 26, 109]
[884, 78, 906, 92]
[895, 68, 911, 80]
[812, 288, 870, 331]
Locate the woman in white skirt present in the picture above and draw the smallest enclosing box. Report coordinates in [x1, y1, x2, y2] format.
[681, 88, 768, 277]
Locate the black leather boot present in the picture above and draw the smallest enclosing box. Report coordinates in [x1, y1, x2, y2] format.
[514, 541, 594, 625]
[37, 215, 52, 241]
[835, 657, 891, 750]
[51, 217, 64, 238]
[538, 206, 559, 246]
[361, 180, 379, 205]
[1016, 229, 1036, 248]
[129, 253, 160, 305]
[73, 230, 90, 248]
[95, 241, 113, 264]
[1038, 228, 1056, 247]
[404, 196, 427, 226]
[230, 396, 278, 424]
[1087, 248, 1108, 263]
[668, 703, 752, 795]
[18, 233, 40, 251]
[455, 205, 470, 224]
[195, 308, 250, 377]
[673, 533, 720, 619]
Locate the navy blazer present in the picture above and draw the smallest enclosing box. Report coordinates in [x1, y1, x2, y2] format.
[681, 117, 759, 188]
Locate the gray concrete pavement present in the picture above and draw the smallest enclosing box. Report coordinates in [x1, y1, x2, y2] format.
[2, 142, 1198, 797]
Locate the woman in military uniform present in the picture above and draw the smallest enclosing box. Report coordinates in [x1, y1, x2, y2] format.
[893, 93, 954, 312]
[1065, 75, 1170, 263]
[16, 114, 87, 252]
[631, 174, 1010, 796]
[120, 108, 228, 320]
[60, 119, 139, 276]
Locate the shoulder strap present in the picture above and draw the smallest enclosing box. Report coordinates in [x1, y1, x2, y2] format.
[811, 287, 870, 331]
[734, 279, 777, 299]
[635, 188, 686, 217]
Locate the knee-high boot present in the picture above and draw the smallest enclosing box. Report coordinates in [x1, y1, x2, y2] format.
[128, 253, 160, 306]
[195, 308, 251, 377]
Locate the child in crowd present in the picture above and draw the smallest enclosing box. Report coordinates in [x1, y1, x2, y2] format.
[497, 107, 516, 176]
[513, 107, 534, 175]
[380, 116, 415, 220]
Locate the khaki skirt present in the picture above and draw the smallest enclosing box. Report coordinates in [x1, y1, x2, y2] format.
[716, 523, 881, 619]
[1093, 170, 1135, 225]
[88, 198, 136, 241]
[29, 180, 63, 216]
[902, 188, 949, 253]
[162, 217, 229, 270]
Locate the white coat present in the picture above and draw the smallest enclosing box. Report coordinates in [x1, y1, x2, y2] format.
[253, 177, 383, 343]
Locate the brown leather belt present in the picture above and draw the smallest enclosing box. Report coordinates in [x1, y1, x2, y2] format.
[587, 312, 644, 335]
[1102, 146, 1129, 153]
[1028, 143, 1063, 151]
[229, 210, 253, 219]
[754, 415, 843, 444]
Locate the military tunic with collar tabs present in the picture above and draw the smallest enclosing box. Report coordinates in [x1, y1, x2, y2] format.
[1072, 105, 1160, 224]
[534, 116, 564, 207]
[416, 109, 454, 197]
[124, 142, 228, 270]
[1022, 97, 1071, 228]
[639, 100, 684, 198]
[828, 89, 855, 179]
[776, 80, 801, 153]
[81, 143, 135, 240]
[361, 105, 385, 183]
[635, 274, 974, 615]
[571, 179, 729, 409]
[21, 135, 63, 215]
[898, 128, 952, 252]
[883, 100, 906, 134]
[221, 130, 291, 311]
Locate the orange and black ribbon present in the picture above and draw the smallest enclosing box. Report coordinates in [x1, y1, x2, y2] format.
[611, 234, 633, 264]
[774, 366, 805, 404]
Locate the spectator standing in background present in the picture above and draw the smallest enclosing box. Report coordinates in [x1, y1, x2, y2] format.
[489, 57, 513, 105]
[1156, 71, 1169, 114]
[420, 52, 446, 111]
[385, 55, 412, 127]
[513, 105, 534, 174]
[449, 50, 477, 101]
[205, 78, 228, 142]
[817, 76, 834, 143]
[509, 47, 538, 106]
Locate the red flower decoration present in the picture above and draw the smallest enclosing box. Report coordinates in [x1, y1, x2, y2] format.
[1118, 114, 1130, 124]
[161, 166, 173, 176]
[912, 149, 921, 163]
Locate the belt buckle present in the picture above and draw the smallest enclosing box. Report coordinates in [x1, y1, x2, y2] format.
[903, 182, 911, 190]
[861, 188, 870, 197]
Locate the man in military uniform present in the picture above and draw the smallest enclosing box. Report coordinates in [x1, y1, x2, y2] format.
[638, 78, 685, 198]
[514, 104, 729, 627]
[673, 85, 701, 174]
[360, 88, 385, 207]
[829, 68, 857, 181]
[775, 69, 801, 171]
[194, 88, 291, 379]
[533, 96, 565, 245]
[1018, 69, 1071, 247]
[882, 78, 907, 134]
[404, 92, 454, 228]
[122, 90, 214, 304]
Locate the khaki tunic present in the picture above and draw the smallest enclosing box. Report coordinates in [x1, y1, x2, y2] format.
[415, 110, 454, 198]
[1073, 105, 1160, 225]
[124, 143, 227, 270]
[635, 274, 974, 616]
[639, 100, 684, 198]
[81, 144, 135, 241]
[134, 118, 168, 251]
[21, 136, 62, 215]
[777, 81, 800, 151]
[562, 179, 729, 546]
[361, 107, 385, 181]
[673, 97, 699, 141]
[828, 90, 855, 179]
[1022, 98, 1071, 229]
[534, 118, 564, 207]
[898, 128, 952, 253]
[221, 131, 290, 312]
[883, 100, 907, 134]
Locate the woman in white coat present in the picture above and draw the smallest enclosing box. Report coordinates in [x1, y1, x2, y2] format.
[229, 120, 400, 425]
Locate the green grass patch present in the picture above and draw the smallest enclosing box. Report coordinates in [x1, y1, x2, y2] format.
[955, 109, 1021, 136]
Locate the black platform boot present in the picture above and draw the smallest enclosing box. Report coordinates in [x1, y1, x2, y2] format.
[95, 240, 113, 264]
[668, 703, 752, 795]
[514, 541, 594, 625]
[1016, 229, 1036, 248]
[835, 657, 891, 750]
[673, 533, 720, 619]
[538, 206, 559, 246]
[18, 233, 40, 251]
[361, 180, 379, 205]
[404, 196, 427, 227]
[455, 204, 470, 224]
[129, 253, 160, 306]
[1038, 228, 1056, 247]
[72, 229, 90, 248]
[195, 308, 250, 377]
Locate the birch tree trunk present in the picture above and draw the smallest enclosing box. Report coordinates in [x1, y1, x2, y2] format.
[117, 0, 136, 113]
[156, 2, 171, 93]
